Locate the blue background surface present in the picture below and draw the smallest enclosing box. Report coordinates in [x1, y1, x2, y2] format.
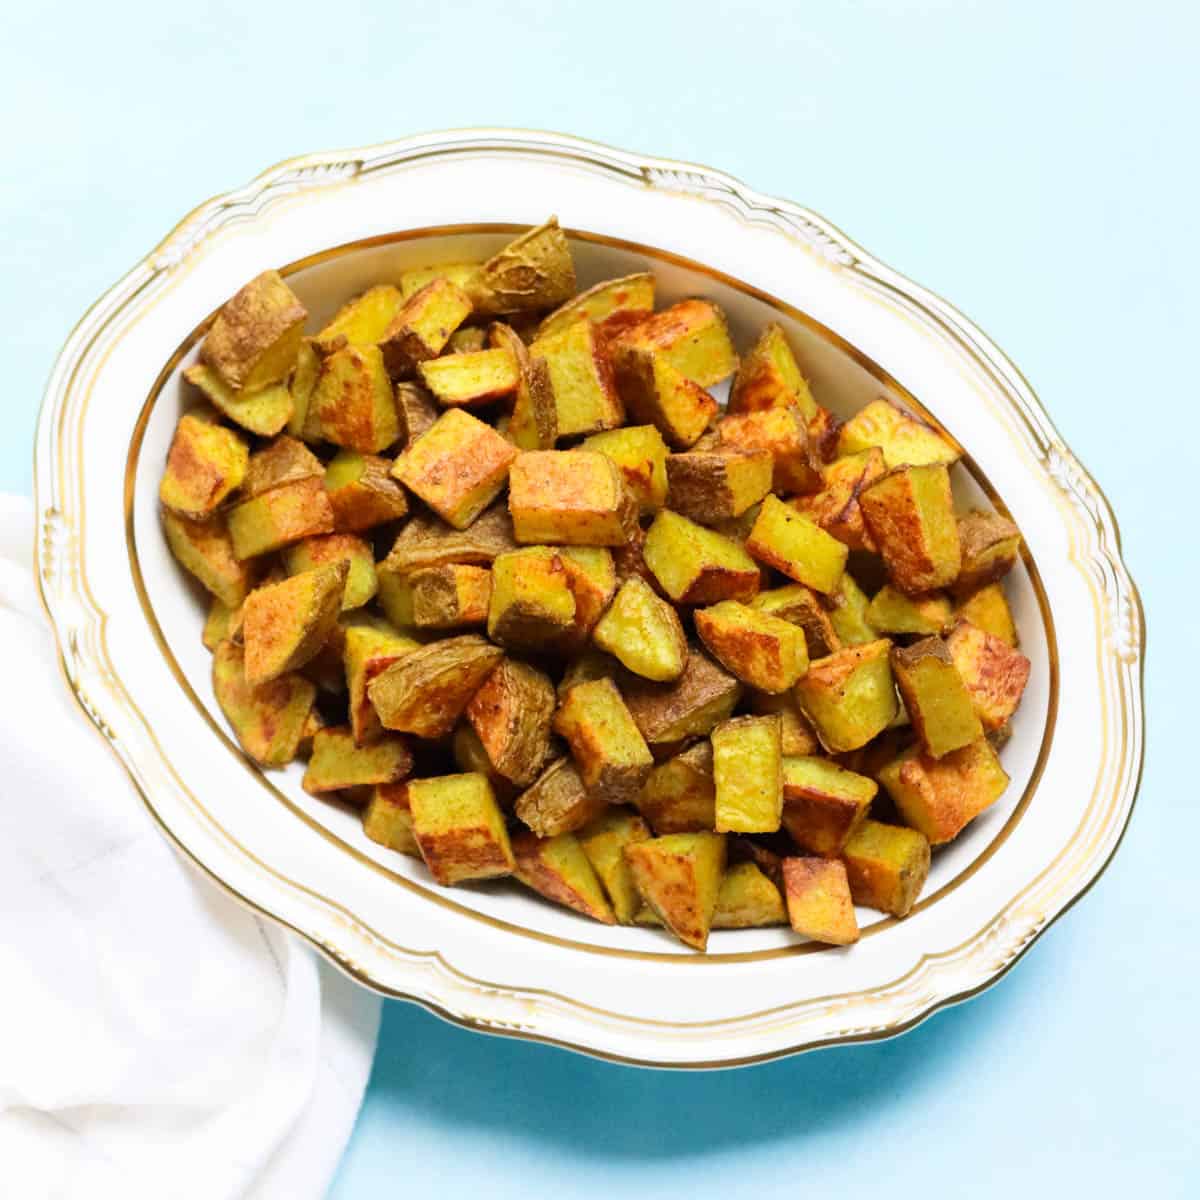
[5, 2, 1193, 1194]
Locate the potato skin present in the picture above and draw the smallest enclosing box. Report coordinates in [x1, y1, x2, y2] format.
[465, 659, 556, 786]
[841, 819, 931, 917]
[201, 269, 307, 391]
[467, 218, 577, 315]
[621, 646, 742, 744]
[514, 756, 608, 838]
[553, 677, 653, 806]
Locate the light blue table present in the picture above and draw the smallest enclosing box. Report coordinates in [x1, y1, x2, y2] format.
[5, 2, 1192, 1194]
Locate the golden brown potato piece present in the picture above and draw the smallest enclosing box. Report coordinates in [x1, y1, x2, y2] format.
[592, 576, 688, 682]
[367, 635, 503, 739]
[712, 862, 786, 928]
[866, 585, 952, 636]
[610, 344, 718, 449]
[399, 262, 478, 301]
[746, 495, 847, 595]
[489, 322, 557, 450]
[841, 819, 931, 917]
[242, 436, 324, 499]
[781, 756, 875, 856]
[514, 755, 607, 838]
[954, 509, 1022, 594]
[313, 284, 406, 356]
[227, 476, 336, 560]
[465, 658, 556, 786]
[581, 425, 669, 514]
[728, 323, 816, 419]
[451, 723, 518, 804]
[241, 561, 347, 685]
[323, 450, 409, 533]
[184, 364, 294, 439]
[860, 464, 961, 595]
[379, 277, 473, 376]
[712, 714, 783, 833]
[406, 773, 515, 885]
[782, 857, 859, 945]
[533, 317, 625, 438]
[363, 781, 421, 856]
[557, 547, 617, 636]
[638, 741, 716, 834]
[284, 534, 377, 610]
[748, 689, 821, 756]
[795, 639, 897, 753]
[287, 339, 322, 439]
[487, 547, 578, 652]
[891, 637, 982, 758]
[381, 501, 516, 575]
[826, 573, 877, 647]
[945, 619, 1031, 731]
[553, 677, 654, 805]
[792, 448, 886, 551]
[614, 300, 737, 388]
[695, 601, 809, 694]
[200, 269, 307, 392]
[418, 347, 520, 408]
[343, 619, 421, 745]
[302, 726, 413, 794]
[159, 414, 247, 518]
[642, 510, 760, 605]
[537, 272, 655, 343]
[621, 646, 742, 744]
[312, 344, 400, 454]
[163, 510, 255, 608]
[955, 582, 1018, 647]
[750, 584, 841, 659]
[508, 450, 639, 546]
[577, 808, 654, 923]
[666, 450, 774, 524]
[624, 832, 727, 951]
[391, 408, 517, 529]
[202, 595, 244, 652]
[717, 405, 821, 495]
[410, 564, 492, 630]
[837, 398, 959, 469]
[512, 832, 616, 923]
[467, 218, 577, 315]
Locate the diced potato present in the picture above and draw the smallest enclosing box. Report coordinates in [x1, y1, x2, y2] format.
[826, 573, 877, 647]
[533, 317, 624, 438]
[581, 425, 669, 513]
[450, 722, 517, 803]
[781, 756, 875, 856]
[392, 408, 517, 529]
[796, 639, 898, 753]
[367, 634, 503, 739]
[399, 262, 478, 301]
[611, 344, 717, 448]
[490, 322, 557, 450]
[159, 413, 247, 518]
[782, 857, 859, 945]
[465, 658, 555, 786]
[373, 569, 416, 629]
[488, 547, 578, 651]
[343, 619, 421, 745]
[860, 464, 961, 595]
[695, 601, 809, 694]
[878, 738, 1009, 845]
[288, 340, 322, 439]
[203, 595, 244, 651]
[553, 677, 654, 805]
[211, 639, 315, 766]
[243, 435, 323, 498]
[622, 646, 742, 744]
[302, 726, 413, 794]
[381, 501, 516, 575]
[746, 495, 848, 594]
[748, 689, 821, 756]
[163, 510, 255, 607]
[946, 619, 1031, 731]
[514, 755, 607, 838]
[410, 564, 492, 630]
[558, 647, 621, 699]
[841, 819, 931, 917]
[417, 347, 519, 408]
[558, 547, 617, 635]
[955, 509, 1022, 594]
[712, 714, 783, 833]
[466, 218, 576, 315]
[793, 448, 886, 551]
[638, 741, 716, 833]
[712, 862, 787, 928]
[624, 832, 727, 950]
[379, 278, 473, 376]
[184, 363, 293, 438]
[512, 832, 616, 923]
[955, 582, 1018, 647]
[284, 534, 377, 610]
[643, 510, 760, 605]
[890, 637, 982, 758]
[578, 808, 653, 923]
[537, 272, 656, 342]
[717, 405, 820, 495]
[592, 576, 688, 682]
[751, 583, 841, 659]
[728, 323, 816, 419]
[240, 562, 347, 685]
[200, 269, 307, 392]
[866, 585, 952, 636]
[362, 782, 421, 856]
[666, 450, 774, 524]
[227, 477, 335, 560]
[613, 300, 737, 388]
[508, 450, 638, 546]
[324, 450, 409, 533]
[395, 381, 440, 447]
[313, 344, 400, 454]
[313, 284, 405, 355]
[836, 398, 959, 469]
[406, 772, 515, 885]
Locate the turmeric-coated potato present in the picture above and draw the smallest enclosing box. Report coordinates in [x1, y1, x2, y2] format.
[380, 277, 473, 376]
[890, 637, 982, 758]
[466, 218, 577, 316]
[695, 600, 809, 694]
[711, 714, 783, 834]
[613, 300, 737, 389]
[241, 561, 347, 685]
[783, 857, 859, 945]
[643, 510, 761, 605]
[407, 773, 515, 885]
[577, 808, 654, 924]
[841, 819, 931, 917]
[514, 755, 607, 838]
[508, 450, 639, 546]
[621, 646, 742, 744]
[200, 269, 307, 392]
[795, 639, 897, 753]
[553, 677, 653, 805]
[512, 831, 616, 923]
[836, 398, 959, 470]
[592, 576, 688, 682]
[465, 658, 556, 786]
[159, 414, 247, 519]
[624, 832, 727, 950]
[638, 740, 716, 834]
[746, 495, 847, 595]
[728, 323, 816, 419]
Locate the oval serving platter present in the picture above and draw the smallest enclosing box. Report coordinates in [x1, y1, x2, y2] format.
[33, 129, 1144, 1067]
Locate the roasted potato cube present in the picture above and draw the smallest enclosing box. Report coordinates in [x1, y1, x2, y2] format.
[394, 381, 440, 448]
[200, 269, 307, 391]
[746, 495, 848, 594]
[793, 448, 886, 551]
[614, 300, 737, 388]
[878, 738, 1009, 845]
[781, 756, 875, 856]
[954, 509, 1022, 594]
[577, 808, 653, 923]
[163, 510, 255, 608]
[202, 595, 244, 651]
[666, 450, 774, 524]
[558, 546, 617, 635]
[466, 217, 576, 315]
[312, 344, 400, 454]
[227, 477, 335, 559]
[748, 689, 821, 756]
[512, 832, 616, 923]
[717, 405, 821, 495]
[553, 677, 654, 805]
[643, 510, 760, 605]
[611, 344, 717, 448]
[782, 857, 859, 945]
[533, 317, 624, 438]
[622, 646, 742, 744]
[624, 832, 727, 951]
[728, 323, 816, 419]
[362, 781, 421, 856]
[379, 277, 473, 376]
[242, 435, 323, 498]
[712, 714, 783, 833]
[866, 585, 952, 636]
[343, 619, 421, 744]
[514, 755, 607, 838]
[410, 564, 492, 630]
[638, 741, 716, 833]
[537, 272, 656, 343]
[508, 450, 638, 546]
[381, 501, 516, 575]
[406, 773, 515, 885]
[860, 464, 961, 595]
[392, 408, 517, 529]
[284, 534, 377, 610]
[367, 635, 503, 739]
[417, 347, 520, 408]
[323, 450, 409, 533]
[695, 601, 809, 694]
[184, 363, 293, 438]
[313, 284, 406, 355]
[373, 568, 416, 629]
[826, 573, 877, 646]
[490, 322, 557, 450]
[836, 398, 959, 469]
[302, 726, 413, 794]
[241, 562, 347, 685]
[212, 639, 315, 767]
[451, 722, 518, 803]
[399, 262, 477, 301]
[890, 637, 982, 758]
[796, 639, 898, 753]
[712, 861, 787, 928]
[946, 619, 1031, 731]
[842, 819, 931, 916]
[465, 659, 555, 786]
[488, 547, 578, 651]
[751, 583, 841, 658]
[288, 339, 321, 439]
[581, 425, 669, 514]
[592, 576, 688, 682]
[159, 413, 247, 518]
[955, 582, 1018, 647]
[558, 648, 621, 699]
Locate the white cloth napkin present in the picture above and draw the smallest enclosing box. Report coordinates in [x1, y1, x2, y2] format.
[0, 494, 381, 1200]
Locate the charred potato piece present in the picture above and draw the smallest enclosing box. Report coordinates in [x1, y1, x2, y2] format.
[782, 857, 859, 945]
[418, 347, 520, 408]
[624, 832, 727, 951]
[465, 659, 556, 786]
[363, 781, 421, 856]
[200, 269, 307, 392]
[558, 547, 617, 636]
[712, 714, 783, 833]
[622, 646, 742, 744]
[751, 583, 841, 659]
[717, 405, 821, 495]
[212, 639, 315, 767]
[162, 510, 255, 608]
[509, 450, 639, 546]
[860, 464, 961, 595]
[796, 639, 898, 753]
[380, 277, 473, 376]
[514, 755, 607, 838]
[781, 756, 875, 856]
[891, 637, 982, 758]
[643, 510, 760, 605]
[610, 344, 717, 448]
[955, 582, 1018, 648]
[955, 509, 1022, 594]
[553, 677, 654, 805]
[841, 819, 931, 917]
[284, 534, 377, 610]
[490, 322, 557, 450]
[184, 363, 293, 438]
[614, 300, 737, 389]
[666, 450, 774, 524]
[488, 547, 578, 652]
[728, 322, 816, 419]
[866, 585, 952, 636]
[638, 740, 716, 834]
[837, 398, 959, 469]
[242, 436, 323, 499]
[324, 450, 409, 533]
[826, 573, 877, 647]
[695, 601, 809, 694]
[532, 317, 624, 438]
[712, 861, 787, 928]
[344, 619, 421, 745]
[227, 476, 336, 560]
[577, 808, 653, 924]
[302, 726, 413, 794]
[946, 619, 1031, 731]
[512, 832, 616, 923]
[592, 576, 688, 682]
[793, 448, 886, 551]
[467, 217, 576, 316]
[381, 501, 516, 575]
[313, 284, 405, 355]
[410, 564, 492, 630]
[241, 561, 347, 685]
[406, 773, 515, 885]
[537, 272, 655, 343]
[159, 414, 248, 518]
[746, 495, 847, 595]
[581, 425, 669, 514]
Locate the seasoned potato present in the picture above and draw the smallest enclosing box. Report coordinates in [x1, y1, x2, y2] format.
[712, 862, 787, 928]
[553, 677, 653, 805]
[343, 619, 421, 745]
[624, 832, 727, 950]
[203, 595, 244, 651]
[954, 509, 1022, 594]
[533, 317, 625, 438]
[558, 648, 622, 700]
[781, 755, 875, 856]
[826, 573, 877, 647]
[782, 857, 859, 945]
[381, 501, 516, 575]
[392, 408, 517, 529]
[489, 322, 557, 450]
[159, 414, 247, 518]
[313, 284, 406, 356]
[638, 740, 716, 834]
[695, 601, 809, 694]
[746, 495, 847, 594]
[312, 344, 400, 454]
[379, 277, 473, 376]
[363, 781, 421, 856]
[866, 585, 952, 636]
[226, 476, 336, 560]
[955, 582, 1018, 647]
[212, 639, 315, 766]
[284, 534, 377, 610]
[643, 510, 760, 605]
[537, 272, 655, 343]
[836, 398, 959, 469]
[717, 405, 821, 495]
[621, 646, 742, 744]
[841, 819, 931, 917]
[465, 658, 555, 786]
[558, 546, 617, 636]
[512, 832, 616, 923]
[712, 714, 783, 833]
[324, 450, 409, 533]
[467, 217, 576, 315]
[728, 323, 816, 419]
[890, 637, 982, 758]
[751, 583, 841, 658]
[288, 339, 322, 440]
[302, 726, 413, 794]
[241, 562, 347, 685]
[201, 269, 307, 392]
[611, 343, 718, 448]
[410, 564, 492, 630]
[946, 619, 1031, 731]
[184, 363, 293, 438]
[793, 448, 886, 551]
[163, 510, 255, 608]
[581, 425, 669, 513]
[577, 808, 654, 924]
[400, 262, 477, 301]
[748, 689, 821, 756]
[508, 450, 638, 546]
[514, 755, 607, 838]
[593, 576, 688, 682]
[418, 347, 519, 408]
[242, 436, 323, 499]
[796, 639, 897, 753]
[613, 300, 737, 388]
[666, 450, 774, 524]
[406, 773, 515, 885]
[488, 547, 578, 651]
